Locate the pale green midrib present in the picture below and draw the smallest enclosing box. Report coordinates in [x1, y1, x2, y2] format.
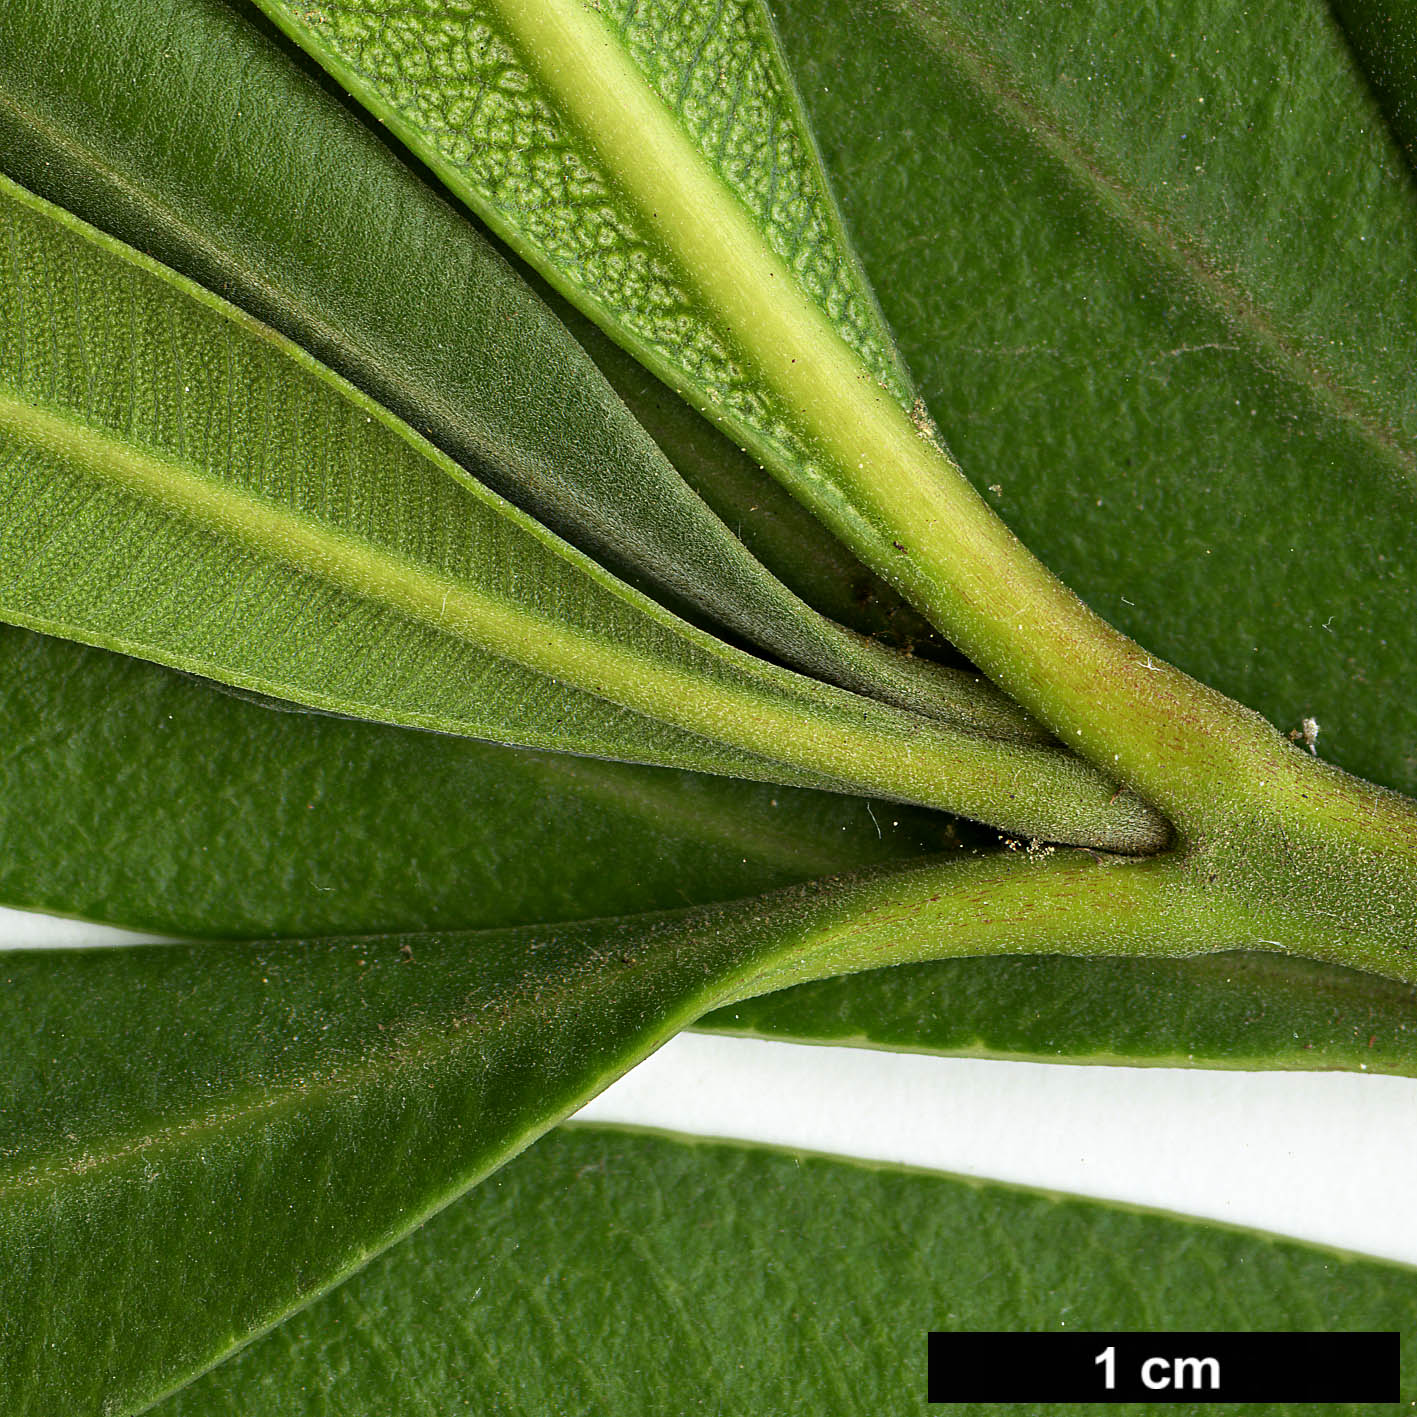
[417, 0, 1286, 816]
[474, 0, 1103, 737]
[486, 0, 997, 562]
[0, 389, 1070, 818]
[889, 0, 1417, 485]
[257, 4, 898, 571]
[614, 0, 915, 404]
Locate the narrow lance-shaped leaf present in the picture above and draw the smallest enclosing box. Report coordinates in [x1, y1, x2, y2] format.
[0, 849, 1227, 1415]
[0, 175, 1162, 847]
[251, 0, 1417, 865]
[0, 0, 1035, 739]
[163, 1127, 1417, 1416]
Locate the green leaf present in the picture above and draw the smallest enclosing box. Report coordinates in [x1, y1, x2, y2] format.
[1331, 0, 1417, 176]
[0, 624, 950, 938]
[699, 950, 1417, 1074]
[0, 893, 840, 1413]
[3, 0, 1413, 1076]
[158, 1126, 1417, 1415]
[0, 0, 1025, 737]
[248, 0, 919, 446]
[247, 0, 997, 608]
[676, 0, 1417, 1057]
[0, 174, 1155, 844]
[536, 278, 953, 658]
[1, 848, 1223, 1413]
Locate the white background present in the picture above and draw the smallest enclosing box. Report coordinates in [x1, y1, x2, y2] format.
[7, 901, 1416, 1268]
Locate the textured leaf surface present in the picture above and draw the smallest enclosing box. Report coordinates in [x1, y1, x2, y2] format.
[253, 0, 919, 454]
[251, 0, 993, 607]
[0, 0, 1025, 736]
[2, 0, 1413, 1074]
[158, 1126, 1417, 1416]
[537, 278, 953, 659]
[0, 176, 1152, 842]
[1331, 0, 1417, 172]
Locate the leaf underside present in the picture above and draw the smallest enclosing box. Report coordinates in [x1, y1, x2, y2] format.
[0, 0, 1415, 1407]
[0, 0, 1026, 738]
[1, 171, 1157, 843]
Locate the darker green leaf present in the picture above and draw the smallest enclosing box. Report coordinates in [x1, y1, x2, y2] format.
[159, 1126, 1417, 1416]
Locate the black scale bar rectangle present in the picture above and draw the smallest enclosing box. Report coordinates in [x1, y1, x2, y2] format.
[927, 1331, 1399, 1403]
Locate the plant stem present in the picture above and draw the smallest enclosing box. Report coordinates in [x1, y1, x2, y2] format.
[478, 0, 1417, 970]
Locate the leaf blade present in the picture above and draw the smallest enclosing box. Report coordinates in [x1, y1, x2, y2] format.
[0, 173, 1157, 845]
[0, 626, 952, 938]
[0, 847, 1217, 1413]
[0, 0, 1034, 738]
[247, 0, 968, 603]
[157, 1126, 1417, 1415]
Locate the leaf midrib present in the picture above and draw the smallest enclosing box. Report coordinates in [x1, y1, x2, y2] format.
[0, 940, 650, 1199]
[4, 388, 910, 785]
[890, 0, 1417, 485]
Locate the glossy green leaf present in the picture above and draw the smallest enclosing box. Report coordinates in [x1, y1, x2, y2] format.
[0, 175, 1156, 844]
[159, 1126, 1417, 1416]
[0, 0, 1026, 738]
[0, 847, 1229, 1413]
[0, 890, 851, 1413]
[699, 950, 1417, 1074]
